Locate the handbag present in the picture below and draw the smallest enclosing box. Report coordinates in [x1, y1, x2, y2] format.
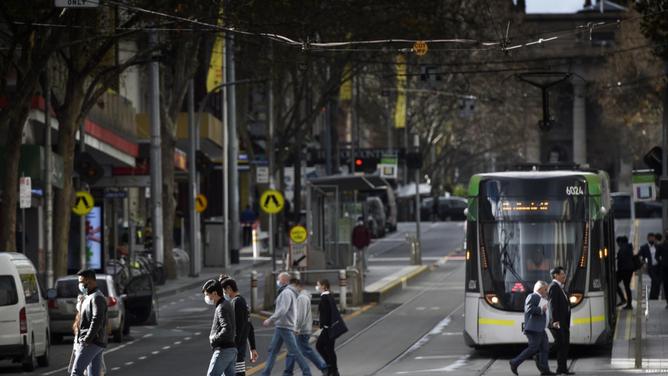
[326, 297, 348, 340]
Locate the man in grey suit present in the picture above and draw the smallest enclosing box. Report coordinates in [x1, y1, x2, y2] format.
[509, 281, 555, 376]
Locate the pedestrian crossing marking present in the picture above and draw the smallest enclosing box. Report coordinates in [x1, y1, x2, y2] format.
[260, 189, 284, 214]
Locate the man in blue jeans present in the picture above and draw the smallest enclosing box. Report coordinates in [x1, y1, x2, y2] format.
[203, 279, 238, 376]
[261, 274, 312, 376]
[284, 279, 328, 375]
[71, 269, 107, 376]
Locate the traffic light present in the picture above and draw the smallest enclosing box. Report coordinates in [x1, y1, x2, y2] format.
[75, 152, 103, 184]
[353, 157, 378, 174]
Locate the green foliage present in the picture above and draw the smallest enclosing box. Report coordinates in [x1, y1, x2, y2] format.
[635, 0, 668, 60]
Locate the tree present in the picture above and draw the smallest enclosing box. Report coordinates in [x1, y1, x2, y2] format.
[50, 6, 150, 277]
[0, 2, 62, 251]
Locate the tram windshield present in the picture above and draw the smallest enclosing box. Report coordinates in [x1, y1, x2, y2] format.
[480, 220, 584, 311]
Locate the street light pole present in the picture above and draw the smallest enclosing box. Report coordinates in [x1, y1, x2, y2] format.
[414, 133, 421, 263]
[149, 30, 164, 265]
[43, 72, 54, 287]
[187, 80, 201, 276]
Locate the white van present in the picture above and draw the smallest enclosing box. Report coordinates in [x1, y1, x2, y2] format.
[0, 252, 50, 371]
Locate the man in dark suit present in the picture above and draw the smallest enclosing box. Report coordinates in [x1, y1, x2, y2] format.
[549, 266, 575, 375]
[509, 281, 555, 376]
[639, 233, 661, 299]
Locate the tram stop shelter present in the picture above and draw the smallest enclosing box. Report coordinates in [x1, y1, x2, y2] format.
[306, 175, 394, 270]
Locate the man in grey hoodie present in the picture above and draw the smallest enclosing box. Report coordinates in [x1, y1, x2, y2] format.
[284, 279, 328, 375]
[260, 274, 311, 376]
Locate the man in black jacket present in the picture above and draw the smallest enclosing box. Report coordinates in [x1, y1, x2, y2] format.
[548, 266, 575, 375]
[616, 236, 635, 309]
[221, 277, 258, 375]
[70, 269, 107, 376]
[203, 279, 237, 376]
[639, 233, 661, 299]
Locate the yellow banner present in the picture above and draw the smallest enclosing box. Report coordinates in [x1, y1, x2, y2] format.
[206, 7, 225, 93]
[394, 55, 406, 129]
[339, 64, 353, 101]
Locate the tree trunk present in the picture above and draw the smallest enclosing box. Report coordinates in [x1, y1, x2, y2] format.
[160, 121, 177, 279]
[53, 88, 85, 278]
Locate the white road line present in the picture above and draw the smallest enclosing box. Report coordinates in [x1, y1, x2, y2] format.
[162, 345, 171, 350]
[416, 307, 426, 311]
[125, 361, 134, 366]
[195, 331, 202, 335]
[174, 341, 182, 345]
[152, 350, 160, 355]
[111, 367, 121, 371]
[139, 356, 147, 360]
[143, 333, 153, 338]
[184, 336, 192, 341]
[414, 355, 464, 360]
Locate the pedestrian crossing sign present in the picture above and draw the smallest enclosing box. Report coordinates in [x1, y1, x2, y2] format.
[260, 189, 284, 214]
[195, 194, 208, 213]
[72, 191, 94, 216]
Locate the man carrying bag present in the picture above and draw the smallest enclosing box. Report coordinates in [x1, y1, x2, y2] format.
[316, 279, 347, 376]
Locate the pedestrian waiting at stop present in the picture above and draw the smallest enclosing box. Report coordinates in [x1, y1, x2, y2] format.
[509, 281, 555, 376]
[316, 279, 348, 376]
[202, 279, 237, 376]
[639, 232, 661, 299]
[351, 216, 372, 273]
[260, 273, 312, 376]
[220, 277, 259, 375]
[616, 236, 634, 310]
[284, 278, 329, 376]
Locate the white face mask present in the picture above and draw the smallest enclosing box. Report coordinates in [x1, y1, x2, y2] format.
[78, 283, 87, 294]
[223, 292, 230, 301]
[276, 280, 283, 288]
[204, 295, 214, 305]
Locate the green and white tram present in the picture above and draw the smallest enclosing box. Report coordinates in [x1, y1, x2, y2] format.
[463, 170, 617, 347]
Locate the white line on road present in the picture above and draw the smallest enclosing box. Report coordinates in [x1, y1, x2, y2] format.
[414, 355, 465, 360]
[111, 367, 121, 371]
[139, 356, 147, 360]
[152, 350, 160, 355]
[184, 337, 192, 341]
[396, 355, 470, 374]
[194, 331, 202, 335]
[125, 361, 134, 366]
[162, 345, 171, 350]
[174, 341, 182, 345]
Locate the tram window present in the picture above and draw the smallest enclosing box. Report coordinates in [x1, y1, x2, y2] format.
[465, 221, 479, 292]
[589, 220, 603, 291]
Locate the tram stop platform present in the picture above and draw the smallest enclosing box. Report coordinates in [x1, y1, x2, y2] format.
[610, 275, 668, 374]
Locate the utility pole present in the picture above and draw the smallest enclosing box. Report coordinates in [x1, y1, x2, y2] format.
[44, 72, 54, 287]
[414, 133, 421, 252]
[662, 60, 668, 231]
[149, 30, 164, 265]
[187, 80, 201, 276]
[227, 34, 240, 260]
[268, 78, 276, 272]
[79, 126, 86, 268]
[222, 44, 230, 268]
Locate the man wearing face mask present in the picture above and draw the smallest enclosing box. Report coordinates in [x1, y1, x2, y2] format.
[70, 269, 108, 376]
[203, 279, 237, 376]
[260, 272, 311, 376]
[220, 277, 258, 375]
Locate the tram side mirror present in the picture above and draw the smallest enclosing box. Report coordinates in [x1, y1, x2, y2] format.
[463, 208, 469, 217]
[600, 206, 608, 215]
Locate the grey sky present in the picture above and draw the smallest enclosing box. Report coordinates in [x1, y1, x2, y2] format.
[526, 0, 584, 14]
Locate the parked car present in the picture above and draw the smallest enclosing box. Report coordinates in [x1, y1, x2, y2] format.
[0, 252, 50, 371]
[48, 274, 127, 343]
[365, 196, 387, 238]
[437, 196, 468, 221]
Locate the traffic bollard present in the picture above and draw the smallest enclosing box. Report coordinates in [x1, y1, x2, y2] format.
[250, 270, 258, 313]
[339, 269, 347, 312]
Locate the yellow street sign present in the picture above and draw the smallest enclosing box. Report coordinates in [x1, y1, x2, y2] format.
[289, 225, 307, 244]
[195, 194, 208, 213]
[260, 189, 284, 214]
[413, 40, 428, 56]
[72, 191, 94, 216]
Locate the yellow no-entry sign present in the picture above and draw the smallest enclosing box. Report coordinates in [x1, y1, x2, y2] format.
[72, 191, 94, 216]
[260, 189, 284, 214]
[289, 225, 307, 244]
[195, 194, 208, 213]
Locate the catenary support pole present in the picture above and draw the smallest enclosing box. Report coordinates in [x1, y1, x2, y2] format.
[187, 80, 201, 276]
[227, 34, 240, 260]
[149, 30, 164, 265]
[44, 72, 54, 287]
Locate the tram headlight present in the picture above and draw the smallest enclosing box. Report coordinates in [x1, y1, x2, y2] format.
[485, 293, 502, 307]
[569, 293, 583, 306]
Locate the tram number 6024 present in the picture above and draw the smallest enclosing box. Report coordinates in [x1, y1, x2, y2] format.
[566, 186, 584, 196]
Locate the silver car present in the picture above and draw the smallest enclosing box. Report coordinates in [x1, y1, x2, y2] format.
[47, 274, 126, 343]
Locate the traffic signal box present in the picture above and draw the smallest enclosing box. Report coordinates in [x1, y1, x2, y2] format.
[354, 157, 379, 174]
